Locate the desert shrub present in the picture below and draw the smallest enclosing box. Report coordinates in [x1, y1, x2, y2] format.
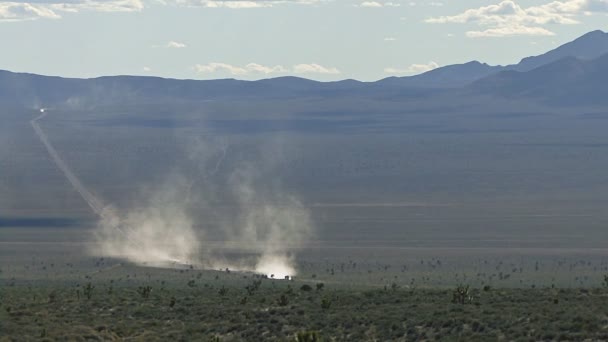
[137, 286, 152, 299]
[245, 280, 262, 295]
[83, 283, 94, 300]
[48, 291, 57, 303]
[296, 330, 321, 342]
[218, 286, 228, 297]
[316, 283, 325, 291]
[285, 285, 295, 296]
[278, 294, 289, 306]
[471, 321, 482, 332]
[363, 291, 374, 298]
[300, 284, 313, 292]
[321, 297, 332, 310]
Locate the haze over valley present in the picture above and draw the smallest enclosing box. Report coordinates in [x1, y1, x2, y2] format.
[3, 24, 608, 340]
[3, 30, 608, 250]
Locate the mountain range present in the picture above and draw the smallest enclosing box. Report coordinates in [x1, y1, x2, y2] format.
[1, 30, 608, 107]
[380, 29, 608, 88]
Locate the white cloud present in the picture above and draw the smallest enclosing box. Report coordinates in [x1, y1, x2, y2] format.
[194, 62, 339, 76]
[186, 1, 273, 8]
[166, 41, 187, 48]
[151, 41, 188, 48]
[293, 63, 340, 74]
[426, 0, 608, 37]
[384, 37, 397, 41]
[195, 62, 249, 75]
[467, 24, 556, 37]
[426, 1, 577, 25]
[409, 61, 440, 73]
[0, 2, 60, 21]
[359, 1, 382, 7]
[194, 62, 288, 75]
[384, 61, 440, 74]
[143, 66, 152, 72]
[0, 0, 325, 21]
[0, 0, 143, 21]
[244, 62, 288, 74]
[165, 0, 327, 9]
[357, 1, 401, 7]
[383, 67, 406, 74]
[53, 0, 144, 13]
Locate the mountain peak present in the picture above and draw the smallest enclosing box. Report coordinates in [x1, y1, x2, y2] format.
[514, 30, 608, 72]
[579, 29, 607, 37]
[567, 29, 608, 45]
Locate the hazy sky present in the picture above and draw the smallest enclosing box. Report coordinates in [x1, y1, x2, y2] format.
[0, 0, 607, 81]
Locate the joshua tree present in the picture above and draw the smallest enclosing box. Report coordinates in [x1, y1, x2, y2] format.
[452, 284, 473, 304]
[83, 282, 94, 300]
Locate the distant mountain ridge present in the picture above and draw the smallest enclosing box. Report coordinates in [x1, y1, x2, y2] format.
[378, 30, 608, 88]
[377, 61, 503, 88]
[510, 30, 608, 72]
[0, 30, 607, 107]
[470, 52, 608, 105]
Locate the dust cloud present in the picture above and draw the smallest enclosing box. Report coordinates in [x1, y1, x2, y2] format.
[30, 106, 311, 277]
[92, 137, 313, 278]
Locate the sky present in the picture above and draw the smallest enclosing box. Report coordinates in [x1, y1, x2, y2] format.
[0, 0, 607, 81]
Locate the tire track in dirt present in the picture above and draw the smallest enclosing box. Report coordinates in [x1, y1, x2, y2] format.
[30, 110, 107, 217]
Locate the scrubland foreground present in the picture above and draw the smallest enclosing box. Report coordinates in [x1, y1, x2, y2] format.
[3, 273, 608, 341]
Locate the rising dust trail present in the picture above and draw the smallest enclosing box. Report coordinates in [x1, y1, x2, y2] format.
[30, 109, 310, 276]
[30, 111, 123, 230]
[31, 110, 200, 267]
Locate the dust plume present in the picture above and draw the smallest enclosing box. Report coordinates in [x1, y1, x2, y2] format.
[91, 178, 201, 267]
[91, 137, 313, 278]
[224, 163, 313, 278]
[29, 104, 312, 277]
[29, 106, 201, 267]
